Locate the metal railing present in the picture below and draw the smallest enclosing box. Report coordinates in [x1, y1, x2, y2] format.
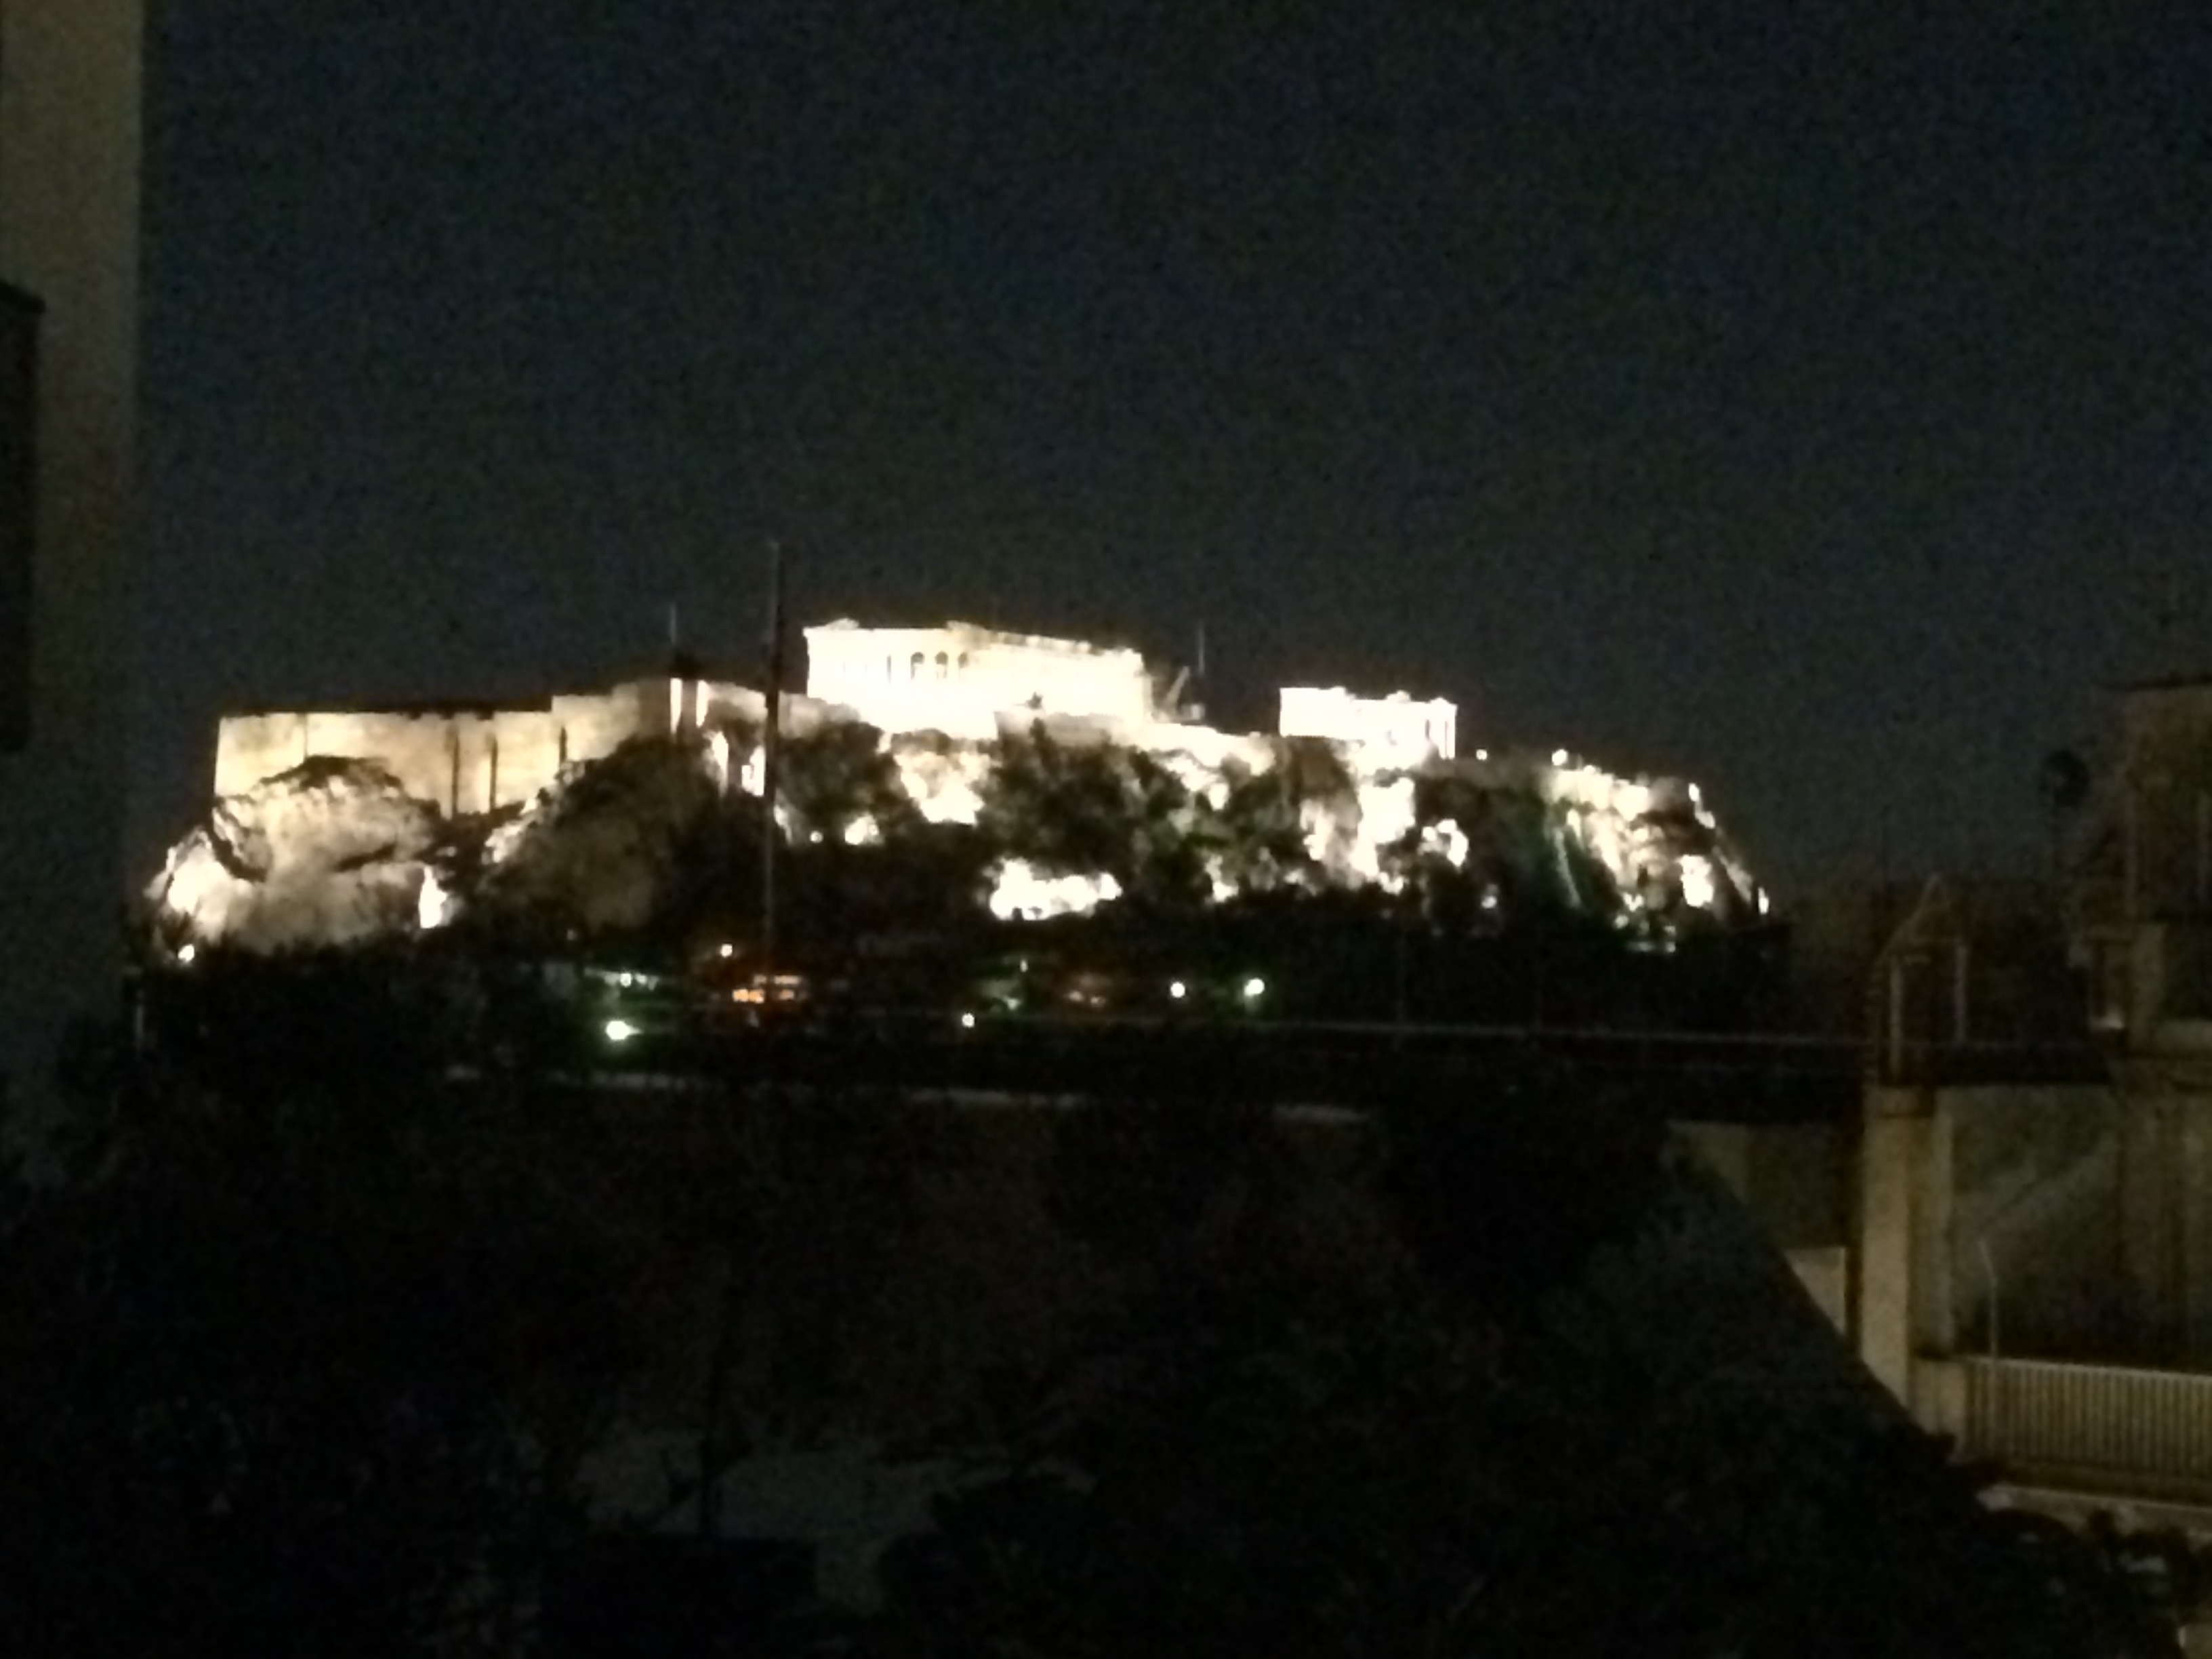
[1959, 1356, 2212, 1487]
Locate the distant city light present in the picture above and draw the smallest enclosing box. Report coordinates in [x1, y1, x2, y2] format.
[176, 942, 197, 964]
[1168, 979, 1187, 1000]
[1551, 748, 1570, 766]
[960, 1011, 977, 1029]
[1242, 975, 1265, 1000]
[718, 943, 735, 959]
[604, 1018, 638, 1043]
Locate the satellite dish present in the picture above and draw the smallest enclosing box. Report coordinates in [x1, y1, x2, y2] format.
[2039, 749, 2091, 813]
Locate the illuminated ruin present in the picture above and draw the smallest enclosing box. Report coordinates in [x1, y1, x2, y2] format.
[160, 618, 1754, 947]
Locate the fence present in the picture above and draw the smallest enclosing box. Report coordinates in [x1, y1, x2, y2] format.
[1957, 1356, 2212, 1488]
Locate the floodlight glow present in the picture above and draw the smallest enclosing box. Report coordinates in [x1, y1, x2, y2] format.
[1242, 975, 1265, 1000]
[617, 971, 634, 988]
[1169, 980, 1187, 1000]
[417, 867, 455, 930]
[604, 1018, 639, 1043]
[718, 943, 735, 959]
[176, 942, 198, 965]
[1679, 855, 1717, 911]
[960, 1011, 977, 1029]
[1551, 748, 1570, 766]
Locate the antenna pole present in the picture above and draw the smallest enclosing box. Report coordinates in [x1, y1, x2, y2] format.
[759, 540, 786, 986]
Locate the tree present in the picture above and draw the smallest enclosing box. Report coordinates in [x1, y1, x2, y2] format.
[862, 1069, 2184, 1659]
[0, 1059, 651, 1656]
[978, 729, 1220, 908]
[468, 736, 727, 946]
[775, 719, 918, 848]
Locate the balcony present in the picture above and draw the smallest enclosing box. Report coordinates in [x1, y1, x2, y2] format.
[1930, 1356, 2212, 1507]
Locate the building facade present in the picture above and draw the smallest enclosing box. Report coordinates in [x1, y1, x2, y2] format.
[0, 0, 144, 1108]
[804, 619, 1156, 743]
[1278, 685, 1457, 763]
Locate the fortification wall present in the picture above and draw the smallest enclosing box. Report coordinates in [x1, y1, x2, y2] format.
[214, 713, 312, 799]
[213, 676, 842, 818]
[213, 687, 661, 817]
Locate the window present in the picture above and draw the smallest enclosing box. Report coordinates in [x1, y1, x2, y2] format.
[934, 651, 949, 680]
[0, 285, 40, 752]
[909, 651, 925, 680]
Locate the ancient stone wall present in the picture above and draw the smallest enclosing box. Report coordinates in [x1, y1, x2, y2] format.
[215, 697, 638, 817]
[806, 619, 1155, 741]
[1279, 684, 1458, 762]
[212, 676, 846, 817]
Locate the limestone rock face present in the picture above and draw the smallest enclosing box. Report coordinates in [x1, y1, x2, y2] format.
[150, 718, 1765, 953]
[147, 758, 440, 951]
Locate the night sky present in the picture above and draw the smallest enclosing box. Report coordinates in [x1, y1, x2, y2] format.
[138, 2, 2212, 895]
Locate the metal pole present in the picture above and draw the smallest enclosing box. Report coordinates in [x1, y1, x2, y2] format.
[759, 539, 785, 985]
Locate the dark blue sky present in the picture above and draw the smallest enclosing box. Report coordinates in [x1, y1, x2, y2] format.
[138, 1, 2212, 892]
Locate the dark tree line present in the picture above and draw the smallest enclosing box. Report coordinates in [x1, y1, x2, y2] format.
[7, 976, 2202, 1656]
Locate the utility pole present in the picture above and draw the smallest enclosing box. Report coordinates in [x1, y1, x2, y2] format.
[703, 539, 786, 1542]
[759, 539, 786, 981]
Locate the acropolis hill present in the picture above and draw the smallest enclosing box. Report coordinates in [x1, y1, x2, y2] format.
[162, 617, 1757, 953]
[213, 618, 1459, 815]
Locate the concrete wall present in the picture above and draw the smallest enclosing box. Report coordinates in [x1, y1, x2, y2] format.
[2105, 1061, 2212, 1366]
[1856, 1080, 2139, 1424]
[1679, 1120, 1852, 1337]
[1947, 1084, 2126, 1361]
[2117, 681, 2212, 920]
[0, 0, 143, 1106]
[1856, 1085, 1942, 1403]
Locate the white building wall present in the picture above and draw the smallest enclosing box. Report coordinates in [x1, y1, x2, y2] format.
[1279, 686, 1456, 762]
[805, 620, 1153, 741]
